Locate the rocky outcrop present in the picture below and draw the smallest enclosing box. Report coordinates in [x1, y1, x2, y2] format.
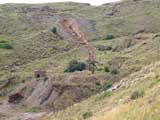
[8, 74, 98, 111]
[56, 16, 98, 40]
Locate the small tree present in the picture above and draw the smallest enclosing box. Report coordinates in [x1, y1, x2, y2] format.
[89, 61, 97, 74]
[64, 60, 86, 72]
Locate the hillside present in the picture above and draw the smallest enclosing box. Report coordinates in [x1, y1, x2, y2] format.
[0, 0, 160, 119]
[44, 61, 160, 120]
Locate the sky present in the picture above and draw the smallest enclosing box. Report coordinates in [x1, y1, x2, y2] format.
[0, 0, 121, 6]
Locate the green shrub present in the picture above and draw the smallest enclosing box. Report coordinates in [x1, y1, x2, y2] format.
[103, 82, 112, 90]
[95, 82, 101, 86]
[105, 34, 114, 40]
[0, 40, 13, 49]
[64, 60, 86, 72]
[106, 46, 112, 50]
[95, 45, 112, 51]
[95, 82, 101, 89]
[104, 66, 110, 72]
[130, 90, 144, 100]
[0, 40, 7, 43]
[51, 27, 57, 34]
[110, 68, 119, 75]
[83, 111, 93, 119]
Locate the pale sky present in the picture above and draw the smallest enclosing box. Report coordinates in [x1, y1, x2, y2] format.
[0, 0, 121, 6]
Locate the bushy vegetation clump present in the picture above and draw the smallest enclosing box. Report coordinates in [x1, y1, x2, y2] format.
[103, 82, 112, 90]
[95, 45, 112, 51]
[110, 68, 119, 75]
[104, 66, 110, 72]
[83, 111, 93, 119]
[0, 40, 13, 49]
[51, 27, 57, 34]
[64, 60, 86, 72]
[130, 90, 145, 100]
[95, 82, 101, 89]
[105, 34, 114, 40]
[104, 66, 119, 74]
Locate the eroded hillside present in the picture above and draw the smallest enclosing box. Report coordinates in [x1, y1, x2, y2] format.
[0, 0, 160, 120]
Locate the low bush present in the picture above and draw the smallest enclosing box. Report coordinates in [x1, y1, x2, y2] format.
[0, 40, 13, 49]
[95, 82, 101, 86]
[64, 60, 86, 72]
[95, 45, 112, 51]
[130, 90, 144, 100]
[105, 34, 114, 40]
[95, 82, 101, 89]
[83, 111, 93, 119]
[110, 68, 119, 75]
[103, 82, 112, 90]
[104, 66, 110, 72]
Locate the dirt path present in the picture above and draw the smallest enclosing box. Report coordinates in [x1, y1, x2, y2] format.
[60, 19, 95, 70]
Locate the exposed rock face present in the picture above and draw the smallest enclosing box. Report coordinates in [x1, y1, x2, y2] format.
[57, 16, 98, 40]
[71, 16, 97, 39]
[14, 5, 98, 39]
[8, 75, 98, 111]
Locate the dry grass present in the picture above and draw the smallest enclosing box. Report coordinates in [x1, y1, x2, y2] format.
[43, 61, 160, 120]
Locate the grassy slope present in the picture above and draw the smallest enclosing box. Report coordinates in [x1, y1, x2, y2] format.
[44, 61, 160, 120]
[0, 0, 160, 83]
[0, 0, 160, 118]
